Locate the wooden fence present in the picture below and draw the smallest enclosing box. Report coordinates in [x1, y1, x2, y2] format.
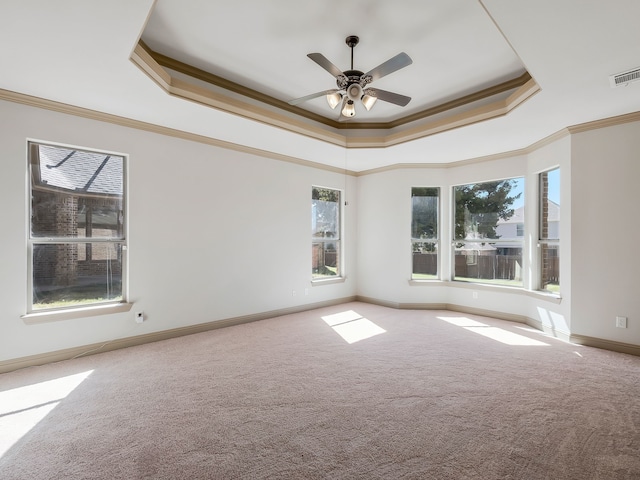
[413, 253, 559, 282]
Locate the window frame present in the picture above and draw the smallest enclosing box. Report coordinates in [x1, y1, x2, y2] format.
[27, 140, 128, 314]
[410, 187, 440, 280]
[451, 176, 525, 287]
[311, 186, 342, 281]
[538, 167, 560, 294]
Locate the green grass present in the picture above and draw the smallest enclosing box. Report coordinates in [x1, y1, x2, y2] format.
[411, 273, 438, 280]
[33, 296, 122, 310]
[542, 283, 560, 293]
[33, 282, 122, 310]
[454, 277, 523, 287]
[312, 265, 338, 278]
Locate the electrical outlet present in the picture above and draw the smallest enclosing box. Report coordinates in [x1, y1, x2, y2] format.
[292, 290, 297, 297]
[616, 316, 627, 328]
[472, 291, 478, 299]
[135, 311, 145, 323]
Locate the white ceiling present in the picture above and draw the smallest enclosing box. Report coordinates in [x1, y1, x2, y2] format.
[1, 0, 640, 172]
[141, 0, 526, 123]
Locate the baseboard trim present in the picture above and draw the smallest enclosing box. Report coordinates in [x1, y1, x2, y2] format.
[445, 303, 571, 343]
[5, 296, 636, 374]
[0, 296, 356, 374]
[355, 296, 572, 342]
[570, 334, 640, 357]
[355, 295, 450, 311]
[355, 296, 402, 309]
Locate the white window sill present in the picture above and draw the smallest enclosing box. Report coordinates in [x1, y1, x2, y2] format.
[408, 279, 442, 286]
[408, 279, 562, 304]
[21, 302, 133, 325]
[524, 289, 562, 303]
[311, 277, 346, 286]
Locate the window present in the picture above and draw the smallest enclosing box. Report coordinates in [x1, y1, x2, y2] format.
[411, 187, 439, 279]
[28, 142, 126, 311]
[539, 168, 560, 293]
[453, 177, 524, 286]
[312, 187, 341, 279]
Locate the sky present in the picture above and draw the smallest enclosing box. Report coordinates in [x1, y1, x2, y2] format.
[510, 167, 559, 210]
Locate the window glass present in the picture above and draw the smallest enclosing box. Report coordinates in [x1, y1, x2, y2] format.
[312, 187, 341, 279]
[29, 142, 126, 311]
[411, 187, 439, 279]
[453, 178, 524, 286]
[539, 168, 560, 293]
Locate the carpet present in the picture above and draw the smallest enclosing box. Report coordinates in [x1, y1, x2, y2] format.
[1, 302, 639, 479]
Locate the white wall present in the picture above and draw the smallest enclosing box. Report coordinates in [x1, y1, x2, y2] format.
[355, 167, 448, 303]
[2, 97, 640, 364]
[0, 99, 357, 361]
[526, 136, 571, 335]
[571, 122, 640, 344]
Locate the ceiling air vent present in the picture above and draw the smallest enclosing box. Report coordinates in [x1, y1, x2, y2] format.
[609, 67, 640, 88]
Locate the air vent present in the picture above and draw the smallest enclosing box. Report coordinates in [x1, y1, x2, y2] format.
[609, 67, 640, 88]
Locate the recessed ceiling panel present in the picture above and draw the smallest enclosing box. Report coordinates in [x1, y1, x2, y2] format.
[141, 0, 527, 124]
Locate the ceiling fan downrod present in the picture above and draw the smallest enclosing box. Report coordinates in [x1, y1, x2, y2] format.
[341, 35, 366, 100]
[346, 35, 359, 70]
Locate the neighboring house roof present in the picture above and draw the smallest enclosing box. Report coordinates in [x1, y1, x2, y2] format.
[545, 201, 560, 222]
[33, 144, 123, 196]
[498, 206, 525, 225]
[497, 202, 560, 225]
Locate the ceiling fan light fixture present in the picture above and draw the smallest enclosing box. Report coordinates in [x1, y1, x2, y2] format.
[326, 91, 342, 109]
[342, 99, 356, 117]
[361, 92, 378, 111]
[346, 83, 363, 102]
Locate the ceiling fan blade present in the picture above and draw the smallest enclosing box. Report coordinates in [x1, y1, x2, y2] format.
[364, 52, 412, 82]
[307, 53, 344, 78]
[366, 88, 411, 107]
[288, 89, 339, 106]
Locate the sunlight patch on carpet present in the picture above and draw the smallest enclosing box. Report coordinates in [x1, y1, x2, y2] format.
[0, 370, 94, 458]
[438, 316, 549, 346]
[322, 310, 386, 344]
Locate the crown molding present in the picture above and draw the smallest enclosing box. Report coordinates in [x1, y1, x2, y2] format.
[131, 42, 540, 148]
[1, 87, 638, 176]
[567, 111, 640, 134]
[0, 88, 357, 176]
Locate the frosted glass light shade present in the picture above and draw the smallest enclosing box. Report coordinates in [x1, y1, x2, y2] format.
[342, 100, 356, 117]
[361, 93, 378, 111]
[326, 92, 342, 109]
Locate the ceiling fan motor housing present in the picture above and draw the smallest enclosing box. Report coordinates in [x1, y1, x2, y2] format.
[339, 69, 365, 101]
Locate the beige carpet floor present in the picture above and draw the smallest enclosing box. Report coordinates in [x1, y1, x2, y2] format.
[1, 302, 639, 479]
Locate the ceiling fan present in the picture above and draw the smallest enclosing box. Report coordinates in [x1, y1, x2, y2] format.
[288, 35, 412, 119]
